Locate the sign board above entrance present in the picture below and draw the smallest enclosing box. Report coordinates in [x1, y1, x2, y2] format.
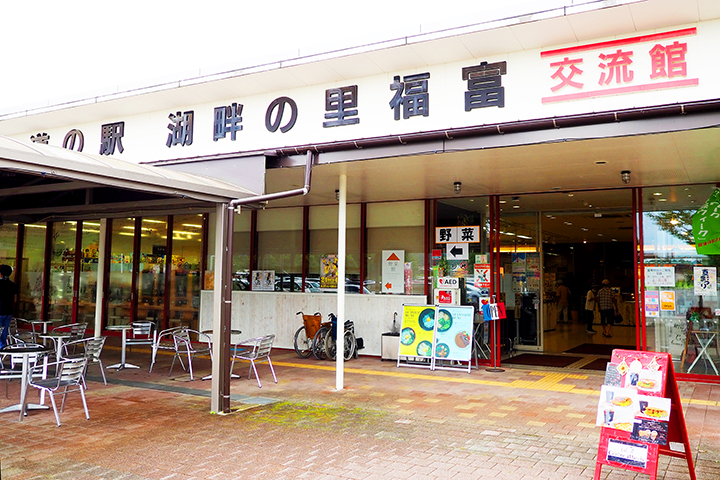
[435, 226, 480, 244]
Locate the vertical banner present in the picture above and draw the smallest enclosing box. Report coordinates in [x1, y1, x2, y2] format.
[382, 250, 405, 294]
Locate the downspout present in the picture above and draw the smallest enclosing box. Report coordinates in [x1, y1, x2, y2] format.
[230, 150, 314, 208]
[213, 149, 314, 413]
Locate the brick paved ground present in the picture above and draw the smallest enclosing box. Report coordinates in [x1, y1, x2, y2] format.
[0, 340, 718, 479]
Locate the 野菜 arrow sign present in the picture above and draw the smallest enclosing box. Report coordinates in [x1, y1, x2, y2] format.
[447, 243, 468, 260]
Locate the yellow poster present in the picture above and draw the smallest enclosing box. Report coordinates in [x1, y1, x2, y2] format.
[660, 290, 676, 311]
[399, 305, 435, 357]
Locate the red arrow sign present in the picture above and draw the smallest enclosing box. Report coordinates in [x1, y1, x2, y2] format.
[385, 282, 392, 290]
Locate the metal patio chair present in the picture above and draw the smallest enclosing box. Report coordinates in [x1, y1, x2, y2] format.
[169, 329, 211, 381]
[149, 326, 187, 373]
[230, 334, 277, 388]
[126, 321, 155, 353]
[28, 357, 89, 427]
[61, 336, 108, 387]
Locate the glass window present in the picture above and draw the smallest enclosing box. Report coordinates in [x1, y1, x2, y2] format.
[48, 222, 77, 322]
[205, 211, 216, 290]
[0, 224, 18, 271]
[107, 218, 135, 326]
[77, 220, 101, 325]
[137, 217, 168, 323]
[169, 214, 203, 330]
[366, 201, 425, 295]
[257, 207, 303, 292]
[643, 185, 719, 377]
[309, 204, 361, 293]
[18, 223, 46, 320]
[232, 211, 252, 291]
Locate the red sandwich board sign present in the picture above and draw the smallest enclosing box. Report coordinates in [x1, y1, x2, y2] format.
[594, 350, 695, 480]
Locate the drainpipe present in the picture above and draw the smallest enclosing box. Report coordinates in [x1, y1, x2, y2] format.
[230, 150, 314, 208]
[213, 150, 314, 413]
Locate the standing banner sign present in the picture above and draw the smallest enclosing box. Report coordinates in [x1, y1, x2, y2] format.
[593, 350, 695, 480]
[432, 305, 474, 373]
[397, 304, 474, 372]
[397, 305, 435, 369]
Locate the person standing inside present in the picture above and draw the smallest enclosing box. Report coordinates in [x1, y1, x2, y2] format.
[556, 279, 571, 324]
[0, 264, 18, 348]
[597, 279, 617, 338]
[585, 283, 599, 334]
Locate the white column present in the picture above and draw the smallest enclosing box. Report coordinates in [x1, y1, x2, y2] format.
[336, 174, 347, 390]
[94, 218, 108, 337]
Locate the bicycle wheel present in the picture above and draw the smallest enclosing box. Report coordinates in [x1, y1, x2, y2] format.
[293, 326, 312, 358]
[312, 327, 329, 360]
[343, 331, 356, 361]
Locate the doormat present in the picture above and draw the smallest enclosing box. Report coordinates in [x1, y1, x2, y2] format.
[502, 354, 583, 368]
[564, 343, 635, 356]
[580, 358, 611, 371]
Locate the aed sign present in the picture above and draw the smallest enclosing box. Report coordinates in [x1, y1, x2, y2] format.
[437, 277, 459, 288]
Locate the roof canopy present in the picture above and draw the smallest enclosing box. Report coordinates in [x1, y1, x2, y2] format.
[0, 136, 258, 223]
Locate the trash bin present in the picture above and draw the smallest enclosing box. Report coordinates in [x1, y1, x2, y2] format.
[381, 332, 400, 361]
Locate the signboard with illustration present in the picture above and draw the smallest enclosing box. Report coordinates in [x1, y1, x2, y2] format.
[432, 305, 473, 370]
[593, 350, 695, 480]
[693, 266, 717, 296]
[398, 305, 435, 365]
[397, 304, 474, 373]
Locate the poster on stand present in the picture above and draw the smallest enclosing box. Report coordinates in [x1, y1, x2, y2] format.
[398, 305, 435, 363]
[433, 305, 473, 363]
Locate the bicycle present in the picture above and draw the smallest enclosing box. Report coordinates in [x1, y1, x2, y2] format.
[294, 311, 321, 358]
[324, 314, 358, 361]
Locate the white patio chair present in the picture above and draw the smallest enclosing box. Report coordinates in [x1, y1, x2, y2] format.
[230, 334, 277, 388]
[149, 326, 186, 373]
[61, 336, 108, 387]
[28, 357, 89, 427]
[126, 321, 155, 353]
[169, 329, 211, 381]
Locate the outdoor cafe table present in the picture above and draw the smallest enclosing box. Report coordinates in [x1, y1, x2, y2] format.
[38, 331, 74, 360]
[0, 343, 51, 421]
[687, 327, 719, 375]
[106, 324, 140, 370]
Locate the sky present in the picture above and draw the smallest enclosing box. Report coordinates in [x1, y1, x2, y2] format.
[0, 0, 546, 113]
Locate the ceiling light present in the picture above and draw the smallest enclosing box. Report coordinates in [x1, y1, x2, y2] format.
[453, 182, 462, 195]
[567, 193, 574, 197]
[581, 228, 589, 231]
[564, 221, 572, 225]
[658, 198, 667, 202]
[595, 160, 607, 165]
[512, 205, 520, 209]
[335, 189, 339, 201]
[653, 192, 663, 196]
[621, 170, 631, 184]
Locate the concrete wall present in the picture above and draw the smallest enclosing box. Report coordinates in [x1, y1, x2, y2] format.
[200, 290, 427, 356]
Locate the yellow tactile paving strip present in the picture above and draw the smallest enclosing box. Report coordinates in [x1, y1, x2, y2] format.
[271, 359, 720, 407]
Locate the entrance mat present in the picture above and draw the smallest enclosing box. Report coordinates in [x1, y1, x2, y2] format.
[502, 354, 583, 368]
[581, 358, 611, 371]
[564, 343, 635, 356]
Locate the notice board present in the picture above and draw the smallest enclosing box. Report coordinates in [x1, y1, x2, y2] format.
[593, 350, 695, 480]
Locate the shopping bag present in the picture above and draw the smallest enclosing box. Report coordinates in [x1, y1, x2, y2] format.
[692, 188, 720, 254]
